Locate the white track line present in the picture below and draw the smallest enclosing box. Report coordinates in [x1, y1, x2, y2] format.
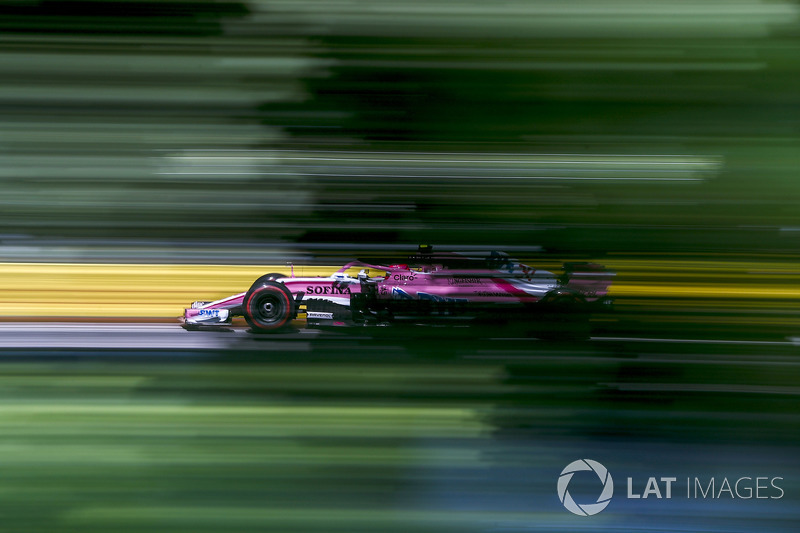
[591, 336, 800, 346]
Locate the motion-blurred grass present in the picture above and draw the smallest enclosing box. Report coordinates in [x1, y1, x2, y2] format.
[0, 346, 797, 532]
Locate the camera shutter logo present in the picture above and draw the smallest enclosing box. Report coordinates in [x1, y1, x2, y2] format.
[557, 459, 614, 516]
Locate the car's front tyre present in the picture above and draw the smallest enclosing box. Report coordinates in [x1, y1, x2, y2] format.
[243, 281, 295, 333]
[249, 273, 287, 291]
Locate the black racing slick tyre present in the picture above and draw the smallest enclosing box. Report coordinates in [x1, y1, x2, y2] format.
[243, 281, 295, 333]
[249, 273, 286, 291]
[537, 292, 590, 341]
[545, 293, 583, 314]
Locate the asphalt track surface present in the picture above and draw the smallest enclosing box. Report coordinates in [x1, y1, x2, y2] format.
[1, 321, 799, 348]
[0, 322, 798, 532]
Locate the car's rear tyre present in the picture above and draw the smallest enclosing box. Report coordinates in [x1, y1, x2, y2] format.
[545, 293, 583, 314]
[243, 281, 295, 333]
[537, 292, 589, 340]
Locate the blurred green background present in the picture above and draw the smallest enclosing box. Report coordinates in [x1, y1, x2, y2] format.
[0, 0, 799, 256]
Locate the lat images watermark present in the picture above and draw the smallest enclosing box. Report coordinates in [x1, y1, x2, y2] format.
[557, 459, 785, 516]
[557, 459, 614, 516]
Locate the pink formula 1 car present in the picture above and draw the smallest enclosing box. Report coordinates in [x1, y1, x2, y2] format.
[182, 246, 613, 335]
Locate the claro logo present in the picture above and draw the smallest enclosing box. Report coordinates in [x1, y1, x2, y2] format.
[557, 459, 614, 516]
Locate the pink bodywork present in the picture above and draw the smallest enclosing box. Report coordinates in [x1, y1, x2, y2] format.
[183, 256, 612, 326]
